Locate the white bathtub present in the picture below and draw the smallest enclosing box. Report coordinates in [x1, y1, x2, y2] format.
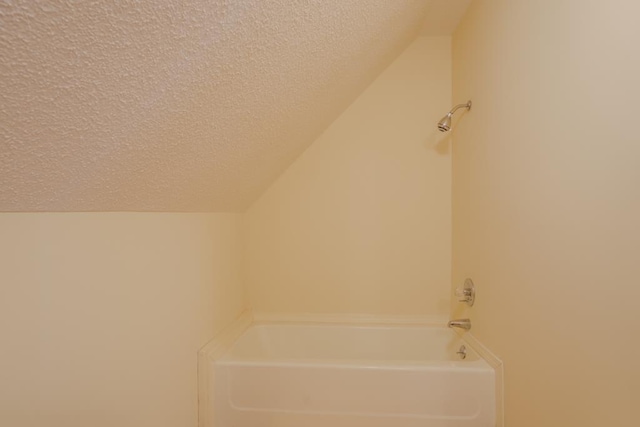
[211, 322, 496, 427]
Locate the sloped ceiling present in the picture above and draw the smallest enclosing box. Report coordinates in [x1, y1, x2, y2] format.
[0, 0, 469, 212]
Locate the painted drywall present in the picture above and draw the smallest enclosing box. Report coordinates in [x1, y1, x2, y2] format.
[419, 0, 472, 37]
[0, 213, 244, 427]
[452, 1, 640, 426]
[0, 0, 466, 212]
[245, 37, 452, 316]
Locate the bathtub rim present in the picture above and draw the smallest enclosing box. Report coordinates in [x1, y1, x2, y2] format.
[217, 357, 493, 372]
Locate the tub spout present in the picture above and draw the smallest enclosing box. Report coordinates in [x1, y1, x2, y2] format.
[448, 318, 471, 330]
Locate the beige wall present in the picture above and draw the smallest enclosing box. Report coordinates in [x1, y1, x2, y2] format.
[0, 213, 244, 427]
[245, 37, 452, 316]
[452, 1, 640, 426]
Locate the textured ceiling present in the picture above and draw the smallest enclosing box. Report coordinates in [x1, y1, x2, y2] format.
[0, 0, 469, 212]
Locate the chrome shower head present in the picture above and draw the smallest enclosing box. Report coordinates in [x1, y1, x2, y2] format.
[437, 100, 472, 132]
[437, 113, 453, 132]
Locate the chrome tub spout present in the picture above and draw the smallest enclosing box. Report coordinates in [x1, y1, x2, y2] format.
[447, 318, 471, 330]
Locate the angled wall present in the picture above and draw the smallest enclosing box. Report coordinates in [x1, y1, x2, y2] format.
[0, 213, 244, 427]
[452, 1, 640, 426]
[244, 37, 453, 316]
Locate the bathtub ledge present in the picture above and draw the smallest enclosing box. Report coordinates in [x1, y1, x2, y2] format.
[458, 331, 504, 427]
[198, 310, 253, 427]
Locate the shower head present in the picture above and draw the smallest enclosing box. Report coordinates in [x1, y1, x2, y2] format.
[437, 100, 472, 132]
[437, 113, 453, 132]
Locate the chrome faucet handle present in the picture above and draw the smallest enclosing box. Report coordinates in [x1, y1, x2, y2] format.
[455, 288, 472, 299]
[455, 278, 475, 306]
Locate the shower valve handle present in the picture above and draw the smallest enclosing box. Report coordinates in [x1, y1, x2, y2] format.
[455, 288, 472, 300]
[455, 279, 476, 307]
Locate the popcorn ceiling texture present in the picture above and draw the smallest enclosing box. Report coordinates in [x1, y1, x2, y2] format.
[0, 0, 463, 212]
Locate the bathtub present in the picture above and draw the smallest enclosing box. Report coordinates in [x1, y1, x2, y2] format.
[210, 322, 496, 427]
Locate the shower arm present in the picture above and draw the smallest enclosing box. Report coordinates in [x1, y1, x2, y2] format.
[447, 101, 472, 116]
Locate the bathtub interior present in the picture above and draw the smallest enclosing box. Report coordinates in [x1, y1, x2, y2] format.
[220, 323, 481, 364]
